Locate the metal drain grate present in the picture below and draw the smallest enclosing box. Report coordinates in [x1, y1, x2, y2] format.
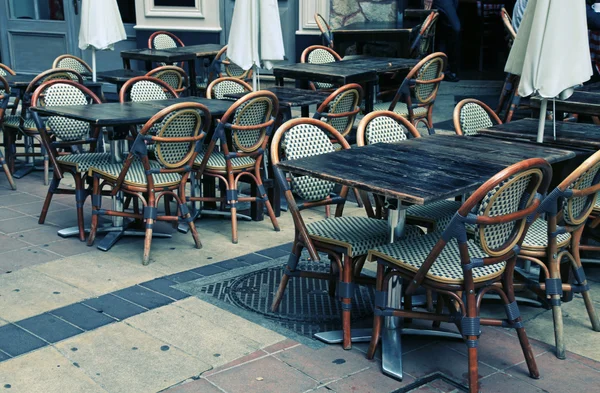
[194, 260, 375, 340]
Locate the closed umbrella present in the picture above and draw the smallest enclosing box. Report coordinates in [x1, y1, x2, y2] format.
[227, 0, 285, 90]
[78, 0, 127, 82]
[505, 0, 592, 143]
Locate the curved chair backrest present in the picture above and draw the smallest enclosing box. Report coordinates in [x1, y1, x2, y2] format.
[501, 7, 517, 44]
[314, 83, 362, 138]
[52, 55, 93, 76]
[218, 90, 278, 155]
[406, 157, 551, 293]
[0, 63, 16, 77]
[314, 13, 333, 48]
[0, 75, 10, 109]
[272, 117, 350, 204]
[301, 45, 342, 90]
[550, 150, 600, 227]
[214, 45, 251, 80]
[411, 12, 439, 59]
[148, 31, 185, 50]
[356, 110, 421, 146]
[120, 76, 178, 103]
[453, 98, 502, 136]
[206, 77, 252, 100]
[31, 80, 102, 142]
[146, 66, 189, 96]
[408, 52, 446, 105]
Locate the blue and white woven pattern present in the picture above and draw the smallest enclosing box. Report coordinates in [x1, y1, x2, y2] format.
[282, 123, 336, 201]
[89, 159, 181, 187]
[459, 102, 493, 136]
[55, 57, 89, 75]
[406, 200, 463, 232]
[44, 83, 91, 141]
[2, 116, 46, 131]
[210, 80, 249, 100]
[415, 59, 442, 103]
[153, 34, 177, 49]
[130, 80, 169, 102]
[368, 234, 502, 284]
[58, 152, 112, 173]
[307, 48, 336, 90]
[323, 90, 358, 137]
[154, 110, 200, 168]
[521, 217, 571, 250]
[231, 98, 270, 152]
[195, 147, 255, 171]
[364, 115, 409, 145]
[563, 162, 600, 225]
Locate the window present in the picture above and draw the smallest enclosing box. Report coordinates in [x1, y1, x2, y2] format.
[10, 0, 65, 21]
[117, 0, 136, 24]
[154, 0, 196, 7]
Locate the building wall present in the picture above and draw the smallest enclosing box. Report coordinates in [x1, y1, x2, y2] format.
[329, 0, 397, 28]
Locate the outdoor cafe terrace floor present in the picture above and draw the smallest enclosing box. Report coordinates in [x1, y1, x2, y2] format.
[0, 81, 598, 393]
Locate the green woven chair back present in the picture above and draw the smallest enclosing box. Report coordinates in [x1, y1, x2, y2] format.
[210, 79, 251, 100]
[458, 102, 494, 136]
[153, 109, 203, 168]
[231, 96, 273, 152]
[364, 114, 409, 145]
[54, 57, 91, 76]
[562, 162, 600, 226]
[323, 88, 360, 137]
[43, 83, 92, 142]
[414, 57, 444, 103]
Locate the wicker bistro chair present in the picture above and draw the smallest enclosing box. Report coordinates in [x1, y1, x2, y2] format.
[189, 90, 280, 244]
[300, 45, 342, 91]
[366, 158, 552, 393]
[206, 77, 252, 100]
[148, 31, 186, 68]
[29, 80, 112, 241]
[0, 76, 16, 190]
[87, 102, 210, 265]
[52, 55, 93, 76]
[517, 151, 600, 359]
[270, 117, 423, 349]
[410, 12, 439, 59]
[373, 52, 446, 135]
[146, 66, 189, 96]
[120, 76, 178, 104]
[314, 13, 334, 49]
[211, 45, 251, 81]
[2, 69, 85, 185]
[454, 99, 502, 136]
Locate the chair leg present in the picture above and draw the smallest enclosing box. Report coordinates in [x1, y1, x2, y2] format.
[87, 177, 101, 246]
[548, 253, 566, 359]
[504, 90, 521, 123]
[0, 152, 16, 190]
[39, 177, 60, 224]
[271, 242, 301, 312]
[353, 188, 363, 208]
[74, 175, 87, 242]
[143, 199, 156, 266]
[325, 204, 331, 218]
[367, 263, 386, 359]
[571, 232, 600, 332]
[179, 193, 202, 249]
[256, 172, 280, 232]
[42, 146, 49, 186]
[341, 254, 354, 350]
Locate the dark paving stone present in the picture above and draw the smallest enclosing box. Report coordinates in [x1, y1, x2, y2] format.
[165, 270, 203, 283]
[139, 278, 190, 300]
[50, 303, 116, 331]
[82, 294, 147, 320]
[190, 264, 228, 276]
[0, 350, 11, 362]
[212, 259, 250, 270]
[112, 285, 174, 309]
[0, 324, 46, 356]
[16, 313, 83, 343]
[255, 245, 290, 259]
[326, 365, 414, 392]
[234, 253, 270, 265]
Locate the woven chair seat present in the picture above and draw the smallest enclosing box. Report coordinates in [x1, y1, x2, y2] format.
[372, 102, 428, 117]
[194, 148, 255, 171]
[88, 160, 181, 187]
[308, 216, 422, 258]
[368, 233, 502, 284]
[594, 194, 600, 211]
[2, 115, 48, 131]
[407, 200, 462, 232]
[57, 153, 112, 173]
[521, 217, 571, 251]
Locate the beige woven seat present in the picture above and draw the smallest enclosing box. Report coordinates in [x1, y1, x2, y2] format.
[194, 148, 255, 171]
[521, 217, 571, 251]
[58, 153, 112, 173]
[88, 159, 181, 187]
[406, 200, 463, 232]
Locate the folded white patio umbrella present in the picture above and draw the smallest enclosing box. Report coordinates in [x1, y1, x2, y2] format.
[505, 0, 592, 143]
[227, 0, 285, 90]
[78, 0, 127, 82]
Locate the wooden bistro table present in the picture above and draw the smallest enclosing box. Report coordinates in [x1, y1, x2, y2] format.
[272, 57, 417, 113]
[530, 83, 600, 117]
[29, 97, 234, 251]
[276, 134, 576, 380]
[479, 118, 600, 151]
[331, 21, 418, 58]
[96, 69, 146, 93]
[120, 44, 224, 97]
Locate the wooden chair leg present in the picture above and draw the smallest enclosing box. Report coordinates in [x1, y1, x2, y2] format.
[367, 263, 385, 359]
[504, 90, 521, 123]
[0, 152, 16, 190]
[353, 188, 363, 208]
[230, 204, 238, 244]
[143, 200, 156, 266]
[548, 254, 566, 359]
[571, 231, 600, 332]
[325, 204, 331, 218]
[341, 254, 354, 350]
[87, 177, 101, 246]
[43, 148, 49, 186]
[271, 242, 301, 312]
[39, 177, 59, 224]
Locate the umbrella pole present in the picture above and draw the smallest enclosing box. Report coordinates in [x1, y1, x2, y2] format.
[536, 98, 548, 143]
[92, 47, 97, 82]
[252, 65, 257, 91]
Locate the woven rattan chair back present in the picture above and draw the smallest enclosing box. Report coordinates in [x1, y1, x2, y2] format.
[220, 91, 278, 153]
[206, 77, 252, 100]
[453, 99, 502, 136]
[301, 45, 342, 90]
[314, 13, 334, 48]
[0, 63, 16, 77]
[213, 46, 251, 80]
[148, 31, 185, 68]
[314, 83, 362, 138]
[146, 66, 189, 96]
[408, 52, 446, 104]
[356, 110, 421, 146]
[411, 12, 439, 59]
[120, 76, 178, 103]
[52, 55, 92, 76]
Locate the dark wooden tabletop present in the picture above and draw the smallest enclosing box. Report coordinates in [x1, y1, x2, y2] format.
[336, 57, 418, 73]
[120, 48, 197, 63]
[276, 134, 576, 205]
[96, 69, 146, 83]
[30, 97, 234, 126]
[4, 74, 102, 89]
[333, 21, 414, 33]
[273, 63, 377, 85]
[479, 118, 600, 150]
[225, 87, 331, 108]
[164, 44, 224, 57]
[530, 84, 600, 117]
